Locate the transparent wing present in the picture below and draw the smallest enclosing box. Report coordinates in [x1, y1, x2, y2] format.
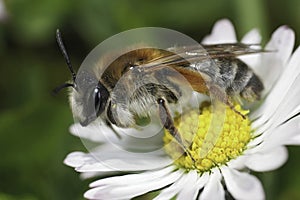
[142, 43, 265, 70]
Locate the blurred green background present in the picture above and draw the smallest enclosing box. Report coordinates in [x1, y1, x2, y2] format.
[1, 0, 300, 199]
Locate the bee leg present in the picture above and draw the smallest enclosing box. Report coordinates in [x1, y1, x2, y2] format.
[105, 120, 122, 139]
[226, 100, 246, 119]
[157, 98, 195, 162]
[209, 84, 246, 119]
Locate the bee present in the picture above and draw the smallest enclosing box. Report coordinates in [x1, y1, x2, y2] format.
[55, 30, 264, 156]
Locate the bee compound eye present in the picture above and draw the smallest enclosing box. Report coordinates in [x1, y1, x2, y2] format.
[94, 87, 101, 114]
[92, 82, 109, 117]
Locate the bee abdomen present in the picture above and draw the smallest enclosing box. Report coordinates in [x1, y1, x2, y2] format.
[229, 59, 253, 94]
[240, 73, 264, 101]
[217, 58, 263, 102]
[217, 58, 237, 88]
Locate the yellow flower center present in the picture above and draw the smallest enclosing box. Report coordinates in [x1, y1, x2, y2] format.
[163, 103, 252, 173]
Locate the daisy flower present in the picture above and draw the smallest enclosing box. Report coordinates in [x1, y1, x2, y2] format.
[64, 19, 300, 200]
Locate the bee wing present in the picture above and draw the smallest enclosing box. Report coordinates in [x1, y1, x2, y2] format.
[201, 43, 267, 57]
[142, 43, 265, 70]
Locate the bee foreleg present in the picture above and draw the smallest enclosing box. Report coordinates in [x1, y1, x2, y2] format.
[157, 98, 195, 162]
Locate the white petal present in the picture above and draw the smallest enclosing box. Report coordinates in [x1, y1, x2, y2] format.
[221, 167, 265, 200]
[194, 173, 210, 197]
[271, 80, 300, 126]
[79, 171, 116, 179]
[64, 152, 94, 168]
[176, 170, 200, 200]
[241, 28, 262, 44]
[78, 148, 171, 172]
[112, 124, 165, 152]
[262, 26, 295, 92]
[239, 29, 262, 70]
[154, 170, 194, 200]
[156, 172, 209, 200]
[153, 176, 187, 200]
[227, 156, 247, 170]
[286, 134, 300, 145]
[199, 170, 225, 200]
[90, 165, 175, 187]
[252, 27, 296, 123]
[245, 146, 288, 172]
[240, 54, 262, 75]
[64, 145, 172, 172]
[266, 26, 295, 66]
[202, 19, 237, 44]
[253, 76, 299, 131]
[246, 134, 264, 149]
[254, 60, 300, 133]
[271, 76, 300, 126]
[70, 122, 164, 152]
[284, 104, 300, 123]
[69, 123, 118, 143]
[261, 116, 300, 149]
[77, 156, 171, 172]
[84, 168, 183, 200]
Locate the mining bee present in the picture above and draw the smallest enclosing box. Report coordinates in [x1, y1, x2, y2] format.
[55, 29, 264, 158]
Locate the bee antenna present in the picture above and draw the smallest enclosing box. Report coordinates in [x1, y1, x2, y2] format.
[56, 29, 77, 82]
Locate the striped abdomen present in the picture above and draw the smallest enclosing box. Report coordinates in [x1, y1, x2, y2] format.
[216, 58, 264, 102]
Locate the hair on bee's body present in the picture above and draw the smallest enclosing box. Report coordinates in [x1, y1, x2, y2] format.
[56, 30, 264, 159]
[69, 46, 264, 127]
[93, 48, 185, 127]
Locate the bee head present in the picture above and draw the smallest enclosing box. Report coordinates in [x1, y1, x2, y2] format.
[54, 29, 109, 126]
[70, 71, 110, 126]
